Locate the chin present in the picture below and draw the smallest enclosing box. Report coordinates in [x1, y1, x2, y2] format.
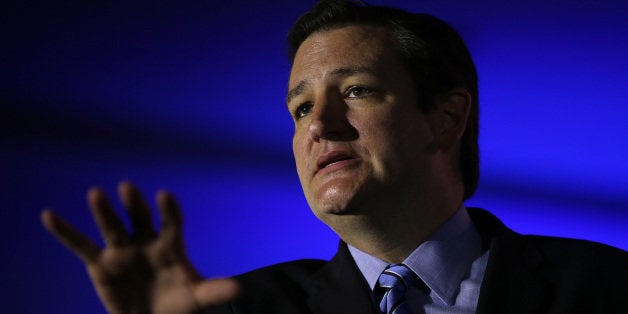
[310, 181, 378, 217]
[305, 196, 347, 220]
[310, 195, 368, 219]
[311, 202, 349, 217]
[324, 205, 353, 215]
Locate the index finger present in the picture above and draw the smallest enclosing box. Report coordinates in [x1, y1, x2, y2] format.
[41, 209, 100, 263]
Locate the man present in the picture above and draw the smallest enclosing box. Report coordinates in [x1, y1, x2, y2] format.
[41, 1, 628, 313]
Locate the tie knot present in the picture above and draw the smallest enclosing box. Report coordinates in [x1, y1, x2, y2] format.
[377, 264, 419, 314]
[378, 264, 417, 291]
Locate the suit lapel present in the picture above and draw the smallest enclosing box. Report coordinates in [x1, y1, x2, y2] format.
[304, 209, 555, 314]
[306, 242, 378, 314]
[469, 208, 554, 314]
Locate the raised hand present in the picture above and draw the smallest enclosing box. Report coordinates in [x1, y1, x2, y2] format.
[41, 181, 239, 314]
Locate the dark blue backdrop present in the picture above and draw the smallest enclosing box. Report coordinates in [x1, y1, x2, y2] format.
[2, 0, 627, 313]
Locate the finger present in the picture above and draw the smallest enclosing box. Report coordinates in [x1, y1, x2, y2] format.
[118, 181, 156, 242]
[194, 278, 241, 308]
[41, 209, 100, 263]
[88, 187, 130, 247]
[156, 190, 183, 247]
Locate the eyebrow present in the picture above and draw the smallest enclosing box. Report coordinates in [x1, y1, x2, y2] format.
[286, 80, 309, 106]
[286, 66, 378, 105]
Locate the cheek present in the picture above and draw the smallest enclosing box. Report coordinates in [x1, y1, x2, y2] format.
[360, 109, 428, 169]
[356, 111, 398, 150]
[292, 133, 308, 177]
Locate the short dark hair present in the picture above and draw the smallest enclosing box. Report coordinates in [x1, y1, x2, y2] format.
[287, 0, 480, 200]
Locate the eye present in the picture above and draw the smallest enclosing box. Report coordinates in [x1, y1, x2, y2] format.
[346, 86, 373, 98]
[294, 102, 313, 120]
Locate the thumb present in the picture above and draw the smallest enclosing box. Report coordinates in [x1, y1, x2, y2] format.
[194, 278, 241, 307]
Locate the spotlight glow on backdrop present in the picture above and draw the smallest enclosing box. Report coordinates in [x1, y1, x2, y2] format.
[2, 1, 626, 312]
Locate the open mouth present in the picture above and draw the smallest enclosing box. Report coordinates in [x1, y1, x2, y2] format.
[317, 151, 356, 170]
[323, 156, 352, 168]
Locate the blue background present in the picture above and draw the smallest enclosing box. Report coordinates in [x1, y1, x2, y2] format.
[2, 0, 627, 312]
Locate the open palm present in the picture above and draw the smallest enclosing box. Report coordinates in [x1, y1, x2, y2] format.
[41, 182, 239, 314]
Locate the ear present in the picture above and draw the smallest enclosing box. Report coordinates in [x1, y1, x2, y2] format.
[430, 88, 472, 150]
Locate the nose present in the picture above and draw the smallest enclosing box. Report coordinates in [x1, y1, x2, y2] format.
[307, 93, 355, 141]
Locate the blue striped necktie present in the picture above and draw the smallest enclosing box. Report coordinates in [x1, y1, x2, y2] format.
[376, 264, 421, 314]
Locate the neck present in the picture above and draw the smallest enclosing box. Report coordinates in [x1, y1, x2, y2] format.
[330, 199, 460, 263]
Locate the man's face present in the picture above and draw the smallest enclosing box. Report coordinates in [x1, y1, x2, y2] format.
[288, 25, 442, 225]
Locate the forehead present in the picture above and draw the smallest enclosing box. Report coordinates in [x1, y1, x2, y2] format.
[288, 25, 398, 88]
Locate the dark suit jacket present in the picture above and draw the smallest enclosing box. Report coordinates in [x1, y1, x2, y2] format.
[204, 208, 628, 313]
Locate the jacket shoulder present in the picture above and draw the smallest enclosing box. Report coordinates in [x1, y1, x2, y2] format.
[235, 258, 327, 285]
[469, 207, 627, 277]
[523, 235, 628, 277]
[469, 207, 628, 313]
[231, 259, 327, 314]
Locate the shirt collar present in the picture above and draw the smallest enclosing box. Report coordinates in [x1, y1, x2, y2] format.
[348, 205, 482, 305]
